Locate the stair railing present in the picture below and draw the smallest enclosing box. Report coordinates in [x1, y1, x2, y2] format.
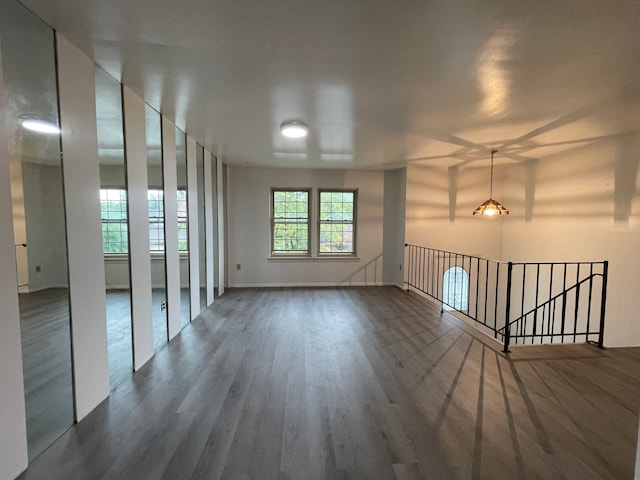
[404, 244, 608, 353]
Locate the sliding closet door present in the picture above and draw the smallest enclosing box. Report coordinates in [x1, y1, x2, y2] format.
[95, 67, 133, 390]
[1, 0, 74, 460]
[146, 105, 168, 349]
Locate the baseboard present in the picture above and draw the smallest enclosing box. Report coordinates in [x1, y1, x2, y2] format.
[230, 281, 398, 288]
[19, 284, 69, 294]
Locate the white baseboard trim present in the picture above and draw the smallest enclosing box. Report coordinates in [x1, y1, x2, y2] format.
[229, 281, 403, 288]
[19, 284, 70, 294]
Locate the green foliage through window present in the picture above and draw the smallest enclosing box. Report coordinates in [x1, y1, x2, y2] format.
[177, 190, 188, 252]
[101, 188, 188, 254]
[100, 189, 128, 253]
[319, 190, 356, 254]
[272, 190, 310, 255]
[148, 189, 164, 251]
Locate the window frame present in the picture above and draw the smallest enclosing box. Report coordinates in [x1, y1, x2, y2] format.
[270, 188, 312, 257]
[147, 188, 165, 253]
[100, 187, 129, 255]
[176, 188, 188, 253]
[317, 188, 358, 256]
[443, 266, 470, 312]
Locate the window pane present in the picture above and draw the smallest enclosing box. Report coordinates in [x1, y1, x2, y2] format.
[100, 188, 128, 253]
[318, 190, 356, 254]
[177, 189, 188, 252]
[272, 189, 309, 254]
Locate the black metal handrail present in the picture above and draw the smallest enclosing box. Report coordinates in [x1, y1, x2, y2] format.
[404, 244, 608, 353]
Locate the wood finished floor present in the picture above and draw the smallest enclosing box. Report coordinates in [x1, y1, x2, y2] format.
[18, 287, 640, 480]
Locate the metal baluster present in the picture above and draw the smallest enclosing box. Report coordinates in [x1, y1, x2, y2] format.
[573, 264, 580, 342]
[483, 259, 489, 327]
[503, 262, 513, 353]
[493, 263, 499, 332]
[548, 264, 554, 341]
[520, 264, 526, 340]
[561, 263, 568, 343]
[587, 263, 594, 341]
[533, 264, 540, 344]
[475, 257, 480, 320]
[551, 298, 556, 343]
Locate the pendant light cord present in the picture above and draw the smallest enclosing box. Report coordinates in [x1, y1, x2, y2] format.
[490, 149, 497, 199]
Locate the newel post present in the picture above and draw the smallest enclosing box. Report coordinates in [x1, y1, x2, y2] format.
[597, 261, 609, 348]
[503, 262, 513, 353]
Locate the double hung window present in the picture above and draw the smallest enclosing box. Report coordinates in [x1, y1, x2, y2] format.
[271, 189, 311, 255]
[318, 190, 356, 255]
[270, 188, 357, 257]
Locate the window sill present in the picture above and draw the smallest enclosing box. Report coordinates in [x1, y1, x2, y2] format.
[268, 255, 359, 262]
[104, 254, 128, 262]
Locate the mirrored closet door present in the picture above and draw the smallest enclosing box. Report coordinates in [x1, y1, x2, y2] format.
[95, 67, 133, 390]
[1, 0, 74, 460]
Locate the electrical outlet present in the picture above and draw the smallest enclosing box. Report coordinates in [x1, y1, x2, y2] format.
[236, 264, 241, 271]
[161, 301, 166, 311]
[399, 264, 402, 271]
[35, 265, 41, 273]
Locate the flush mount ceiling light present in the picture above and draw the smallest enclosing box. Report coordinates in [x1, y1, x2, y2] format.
[280, 121, 309, 138]
[20, 115, 60, 134]
[473, 149, 509, 217]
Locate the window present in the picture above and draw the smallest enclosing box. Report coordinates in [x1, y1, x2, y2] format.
[148, 189, 164, 251]
[101, 188, 187, 254]
[271, 189, 310, 255]
[100, 188, 128, 253]
[177, 189, 188, 252]
[443, 267, 469, 311]
[318, 190, 356, 254]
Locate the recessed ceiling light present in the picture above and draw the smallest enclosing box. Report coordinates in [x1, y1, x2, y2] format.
[280, 121, 309, 138]
[20, 116, 61, 134]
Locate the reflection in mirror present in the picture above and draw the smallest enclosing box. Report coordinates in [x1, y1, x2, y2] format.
[1, 0, 74, 460]
[176, 128, 190, 326]
[196, 144, 207, 312]
[145, 105, 168, 350]
[95, 68, 133, 390]
[211, 155, 219, 298]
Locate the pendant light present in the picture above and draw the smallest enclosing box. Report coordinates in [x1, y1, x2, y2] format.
[473, 149, 509, 216]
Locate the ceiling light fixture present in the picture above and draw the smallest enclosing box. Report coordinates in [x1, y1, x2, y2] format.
[473, 149, 509, 217]
[20, 115, 61, 134]
[280, 121, 309, 138]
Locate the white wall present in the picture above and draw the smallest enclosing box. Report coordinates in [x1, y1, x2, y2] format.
[404, 163, 505, 260]
[502, 136, 640, 347]
[404, 133, 640, 347]
[56, 34, 110, 420]
[383, 168, 407, 287]
[21, 162, 68, 291]
[0, 36, 29, 480]
[227, 166, 386, 287]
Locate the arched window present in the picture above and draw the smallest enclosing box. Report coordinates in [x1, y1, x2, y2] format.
[443, 267, 469, 312]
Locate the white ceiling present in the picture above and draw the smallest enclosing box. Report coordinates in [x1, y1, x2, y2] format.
[22, 0, 640, 170]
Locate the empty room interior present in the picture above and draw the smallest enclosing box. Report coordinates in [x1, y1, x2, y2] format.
[1, 0, 640, 479]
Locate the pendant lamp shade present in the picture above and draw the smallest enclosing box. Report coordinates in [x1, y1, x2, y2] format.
[473, 150, 509, 216]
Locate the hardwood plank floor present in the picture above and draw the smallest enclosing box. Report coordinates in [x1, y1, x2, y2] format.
[17, 287, 640, 480]
[18, 288, 74, 462]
